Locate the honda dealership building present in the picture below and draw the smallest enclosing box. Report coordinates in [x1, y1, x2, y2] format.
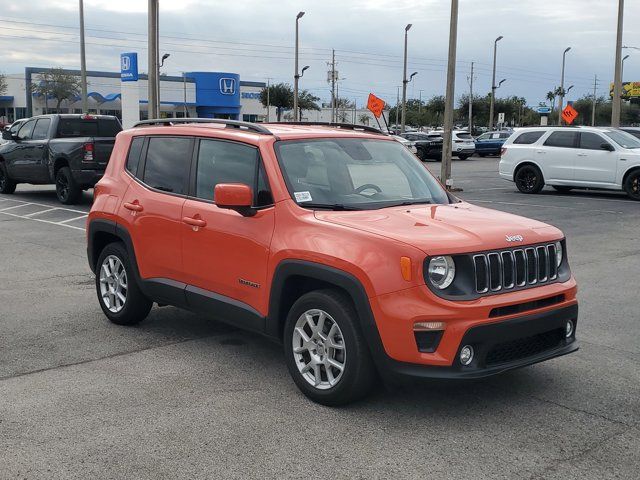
[0, 66, 272, 125]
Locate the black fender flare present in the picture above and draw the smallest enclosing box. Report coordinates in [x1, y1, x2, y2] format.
[267, 259, 389, 370]
[86, 219, 141, 284]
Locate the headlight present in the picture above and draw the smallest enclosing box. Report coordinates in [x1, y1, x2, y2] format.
[554, 241, 563, 267]
[427, 256, 456, 289]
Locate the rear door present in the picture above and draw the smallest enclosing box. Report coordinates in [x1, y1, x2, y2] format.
[118, 136, 193, 292]
[573, 132, 617, 184]
[540, 131, 579, 181]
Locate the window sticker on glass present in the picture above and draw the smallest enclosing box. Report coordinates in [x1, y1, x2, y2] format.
[294, 191, 313, 202]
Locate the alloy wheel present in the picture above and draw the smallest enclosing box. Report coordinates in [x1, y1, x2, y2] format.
[56, 173, 69, 201]
[99, 255, 128, 313]
[517, 169, 537, 192]
[292, 309, 346, 390]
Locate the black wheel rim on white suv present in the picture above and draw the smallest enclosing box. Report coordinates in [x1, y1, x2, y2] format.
[99, 255, 128, 313]
[291, 309, 346, 390]
[517, 168, 538, 192]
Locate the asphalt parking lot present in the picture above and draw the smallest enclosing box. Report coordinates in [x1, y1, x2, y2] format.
[1, 156, 638, 480]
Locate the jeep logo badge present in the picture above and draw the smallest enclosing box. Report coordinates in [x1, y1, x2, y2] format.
[506, 234, 524, 242]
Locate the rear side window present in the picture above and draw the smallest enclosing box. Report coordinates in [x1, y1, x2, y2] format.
[500, 133, 511, 139]
[17, 119, 36, 140]
[579, 132, 608, 150]
[195, 139, 272, 206]
[142, 137, 192, 194]
[455, 133, 473, 140]
[513, 131, 544, 144]
[126, 137, 145, 175]
[32, 118, 51, 140]
[57, 118, 122, 138]
[544, 131, 578, 148]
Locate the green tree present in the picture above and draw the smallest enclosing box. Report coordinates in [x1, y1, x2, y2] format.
[297, 90, 320, 120]
[259, 83, 293, 121]
[0, 73, 7, 96]
[32, 68, 81, 113]
[334, 97, 355, 123]
[358, 113, 370, 126]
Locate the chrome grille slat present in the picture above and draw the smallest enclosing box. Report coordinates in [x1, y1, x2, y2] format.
[472, 244, 558, 294]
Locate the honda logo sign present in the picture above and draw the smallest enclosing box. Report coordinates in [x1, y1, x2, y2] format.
[219, 78, 236, 95]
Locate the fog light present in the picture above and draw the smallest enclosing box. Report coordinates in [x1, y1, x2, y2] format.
[565, 320, 574, 338]
[459, 345, 474, 366]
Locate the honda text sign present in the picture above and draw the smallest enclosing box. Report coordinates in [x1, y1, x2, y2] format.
[120, 52, 139, 82]
[219, 77, 236, 95]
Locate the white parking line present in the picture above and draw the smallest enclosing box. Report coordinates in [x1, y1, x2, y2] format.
[58, 214, 88, 224]
[0, 210, 86, 231]
[23, 208, 58, 217]
[0, 197, 87, 214]
[0, 203, 34, 212]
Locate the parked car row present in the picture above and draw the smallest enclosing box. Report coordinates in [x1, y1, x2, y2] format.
[0, 114, 122, 204]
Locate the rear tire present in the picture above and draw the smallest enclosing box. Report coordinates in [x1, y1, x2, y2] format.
[95, 242, 152, 326]
[623, 170, 640, 201]
[56, 166, 82, 204]
[0, 163, 17, 194]
[457, 154, 471, 160]
[552, 186, 573, 194]
[283, 289, 376, 406]
[515, 164, 544, 194]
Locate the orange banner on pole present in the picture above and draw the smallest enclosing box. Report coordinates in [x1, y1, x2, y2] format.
[367, 93, 385, 118]
[562, 104, 578, 125]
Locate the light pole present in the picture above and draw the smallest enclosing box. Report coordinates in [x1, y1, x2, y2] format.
[148, 0, 159, 119]
[293, 11, 305, 122]
[156, 52, 170, 116]
[612, 0, 624, 127]
[440, 0, 459, 191]
[79, 0, 88, 113]
[296, 66, 309, 120]
[558, 47, 571, 125]
[622, 54, 630, 82]
[489, 35, 503, 130]
[401, 23, 412, 133]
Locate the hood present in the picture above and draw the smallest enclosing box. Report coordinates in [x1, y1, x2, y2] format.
[314, 202, 562, 255]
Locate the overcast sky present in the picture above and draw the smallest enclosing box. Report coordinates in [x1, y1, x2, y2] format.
[1, 0, 638, 108]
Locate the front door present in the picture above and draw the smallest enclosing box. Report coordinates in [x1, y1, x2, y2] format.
[4, 118, 36, 181]
[573, 132, 618, 184]
[181, 138, 275, 321]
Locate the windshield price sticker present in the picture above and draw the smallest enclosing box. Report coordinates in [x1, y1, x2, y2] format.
[294, 191, 313, 202]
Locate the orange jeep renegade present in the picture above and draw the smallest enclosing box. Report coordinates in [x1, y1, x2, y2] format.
[87, 119, 578, 405]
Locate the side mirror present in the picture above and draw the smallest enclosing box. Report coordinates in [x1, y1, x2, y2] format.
[1, 129, 13, 141]
[214, 183, 255, 216]
[601, 143, 615, 152]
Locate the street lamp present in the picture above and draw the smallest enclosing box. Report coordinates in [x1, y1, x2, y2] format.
[293, 11, 305, 122]
[157, 53, 170, 116]
[401, 23, 412, 133]
[611, 0, 624, 127]
[79, 0, 88, 113]
[489, 35, 503, 130]
[622, 54, 630, 82]
[558, 46, 571, 125]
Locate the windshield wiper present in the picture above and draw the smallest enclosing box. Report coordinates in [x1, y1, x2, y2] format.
[300, 202, 363, 211]
[382, 200, 433, 208]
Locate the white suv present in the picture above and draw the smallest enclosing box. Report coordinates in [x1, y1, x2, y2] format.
[499, 126, 640, 200]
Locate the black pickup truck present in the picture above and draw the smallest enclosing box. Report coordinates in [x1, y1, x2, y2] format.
[0, 114, 122, 204]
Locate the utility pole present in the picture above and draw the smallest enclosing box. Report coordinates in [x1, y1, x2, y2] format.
[401, 24, 412, 133]
[148, 0, 159, 119]
[592, 74, 598, 126]
[440, 0, 459, 190]
[558, 47, 571, 125]
[489, 35, 503, 130]
[395, 86, 400, 127]
[79, 0, 88, 113]
[611, 0, 624, 127]
[330, 50, 336, 123]
[183, 72, 188, 117]
[266, 78, 271, 122]
[468, 61, 474, 134]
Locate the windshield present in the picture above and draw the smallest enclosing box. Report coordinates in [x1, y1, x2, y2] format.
[603, 130, 640, 149]
[275, 138, 450, 210]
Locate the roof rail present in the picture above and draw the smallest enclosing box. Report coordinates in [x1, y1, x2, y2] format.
[272, 121, 387, 135]
[132, 118, 273, 135]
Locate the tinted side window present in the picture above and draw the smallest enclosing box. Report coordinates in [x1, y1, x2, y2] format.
[513, 131, 544, 144]
[500, 133, 511, 139]
[32, 118, 51, 140]
[544, 131, 578, 148]
[623, 129, 640, 140]
[142, 137, 192, 194]
[195, 139, 272, 206]
[579, 132, 608, 150]
[17, 120, 36, 140]
[126, 137, 145, 176]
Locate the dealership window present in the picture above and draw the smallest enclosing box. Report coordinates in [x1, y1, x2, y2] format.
[142, 137, 193, 194]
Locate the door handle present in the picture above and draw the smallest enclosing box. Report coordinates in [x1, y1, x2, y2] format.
[123, 202, 143, 212]
[182, 216, 207, 228]
[536, 150, 546, 154]
[577, 153, 587, 157]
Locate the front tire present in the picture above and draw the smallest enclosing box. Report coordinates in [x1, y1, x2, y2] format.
[0, 163, 17, 194]
[95, 242, 152, 326]
[283, 289, 376, 406]
[55, 166, 82, 204]
[515, 164, 544, 194]
[623, 170, 640, 201]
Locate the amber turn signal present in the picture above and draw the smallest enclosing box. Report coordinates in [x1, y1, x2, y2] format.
[400, 256, 412, 281]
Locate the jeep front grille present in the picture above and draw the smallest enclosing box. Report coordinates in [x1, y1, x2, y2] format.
[473, 244, 558, 294]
